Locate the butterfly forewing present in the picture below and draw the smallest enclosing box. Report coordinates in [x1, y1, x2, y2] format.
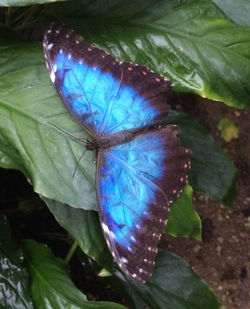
[43, 24, 171, 137]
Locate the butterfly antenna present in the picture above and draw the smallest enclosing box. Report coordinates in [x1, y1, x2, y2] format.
[73, 149, 87, 178]
[48, 122, 87, 143]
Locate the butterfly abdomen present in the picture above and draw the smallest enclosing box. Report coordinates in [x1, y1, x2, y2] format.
[92, 125, 167, 150]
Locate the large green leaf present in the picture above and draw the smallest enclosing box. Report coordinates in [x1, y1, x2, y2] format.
[0, 40, 237, 211]
[0, 0, 65, 6]
[43, 197, 112, 269]
[212, 0, 250, 27]
[43, 195, 200, 269]
[45, 0, 250, 108]
[0, 215, 33, 309]
[167, 109, 237, 206]
[0, 41, 96, 210]
[114, 250, 220, 309]
[165, 184, 201, 241]
[30, 203, 217, 309]
[22, 239, 127, 309]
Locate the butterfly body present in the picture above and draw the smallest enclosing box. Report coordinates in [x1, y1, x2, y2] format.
[43, 24, 190, 283]
[87, 124, 163, 150]
[87, 128, 137, 150]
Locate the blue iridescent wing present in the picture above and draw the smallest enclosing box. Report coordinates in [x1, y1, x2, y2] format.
[43, 24, 171, 136]
[43, 25, 189, 283]
[96, 125, 190, 283]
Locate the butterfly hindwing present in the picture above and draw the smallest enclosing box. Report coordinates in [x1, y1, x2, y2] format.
[96, 125, 190, 283]
[43, 24, 171, 137]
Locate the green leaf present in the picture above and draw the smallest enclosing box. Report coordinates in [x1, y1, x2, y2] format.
[22, 239, 127, 309]
[43, 197, 112, 269]
[212, 0, 250, 27]
[0, 215, 33, 309]
[0, 0, 65, 7]
[45, 0, 250, 108]
[0, 41, 96, 210]
[218, 118, 239, 142]
[114, 250, 220, 309]
[43, 192, 201, 268]
[167, 109, 237, 206]
[165, 185, 202, 241]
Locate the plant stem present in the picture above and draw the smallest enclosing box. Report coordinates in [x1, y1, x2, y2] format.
[64, 240, 78, 264]
[6, 7, 11, 26]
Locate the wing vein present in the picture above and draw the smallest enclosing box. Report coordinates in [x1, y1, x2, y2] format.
[104, 156, 129, 226]
[109, 151, 168, 201]
[68, 65, 97, 133]
[98, 68, 124, 135]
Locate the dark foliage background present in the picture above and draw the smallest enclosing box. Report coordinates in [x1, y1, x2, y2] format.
[0, 1, 249, 308]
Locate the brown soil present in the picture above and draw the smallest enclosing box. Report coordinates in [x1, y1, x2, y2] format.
[163, 95, 250, 309]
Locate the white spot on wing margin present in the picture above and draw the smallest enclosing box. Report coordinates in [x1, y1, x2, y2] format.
[102, 223, 109, 234]
[50, 70, 55, 83]
[48, 43, 53, 50]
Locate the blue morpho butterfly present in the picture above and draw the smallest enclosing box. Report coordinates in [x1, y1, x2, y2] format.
[43, 24, 190, 283]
